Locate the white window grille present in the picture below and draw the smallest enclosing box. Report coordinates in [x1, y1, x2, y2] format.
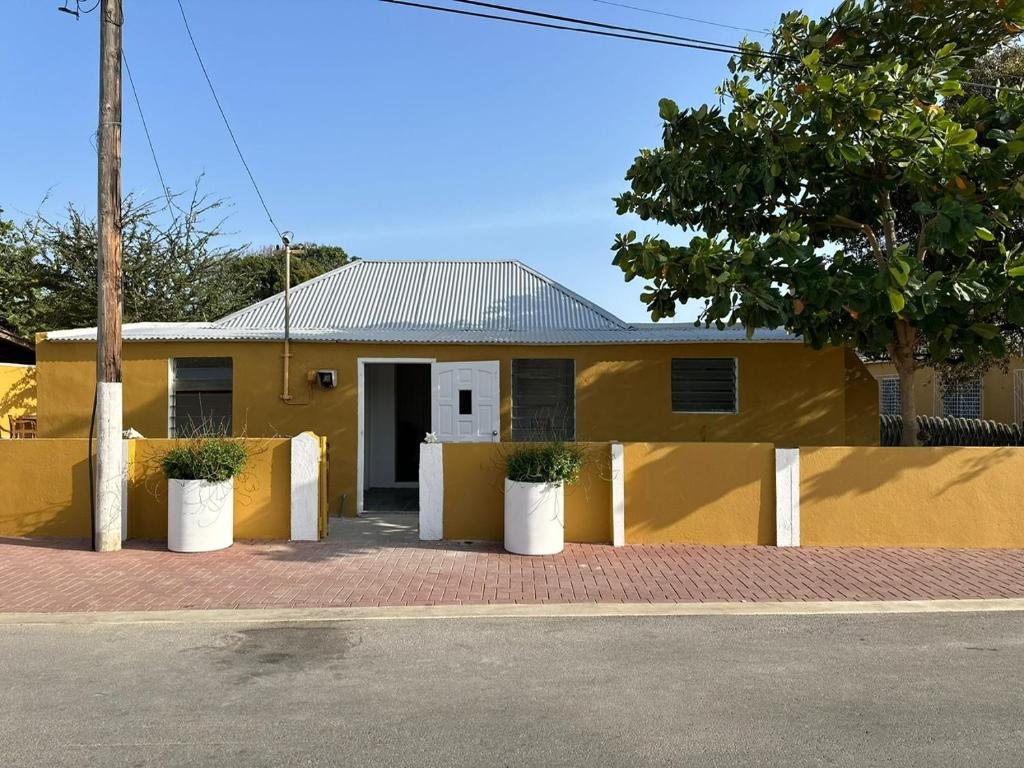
[879, 376, 901, 416]
[937, 377, 983, 420]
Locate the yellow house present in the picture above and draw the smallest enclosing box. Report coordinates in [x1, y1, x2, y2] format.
[0, 364, 37, 438]
[865, 358, 1024, 424]
[0, 328, 37, 439]
[35, 260, 878, 515]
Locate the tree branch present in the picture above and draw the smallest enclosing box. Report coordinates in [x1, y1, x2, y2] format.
[916, 213, 937, 262]
[830, 215, 885, 265]
[879, 189, 897, 260]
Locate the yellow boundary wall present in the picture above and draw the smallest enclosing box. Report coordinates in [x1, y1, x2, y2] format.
[800, 446, 1024, 548]
[0, 439, 92, 537]
[5, 437, 1022, 549]
[442, 442, 613, 543]
[441, 441, 776, 545]
[623, 442, 776, 545]
[440, 442, 1024, 548]
[0, 437, 297, 540]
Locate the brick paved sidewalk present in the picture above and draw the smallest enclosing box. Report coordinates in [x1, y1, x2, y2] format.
[2, 524, 1023, 613]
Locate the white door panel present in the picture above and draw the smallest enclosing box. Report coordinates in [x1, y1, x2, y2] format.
[435, 361, 500, 442]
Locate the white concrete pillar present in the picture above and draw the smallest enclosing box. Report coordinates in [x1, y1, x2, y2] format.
[94, 382, 123, 551]
[120, 438, 130, 542]
[419, 442, 443, 541]
[611, 442, 625, 547]
[775, 448, 800, 547]
[290, 432, 321, 541]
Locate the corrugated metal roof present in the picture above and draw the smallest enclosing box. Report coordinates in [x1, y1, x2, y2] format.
[46, 323, 798, 344]
[44, 259, 800, 344]
[217, 260, 627, 332]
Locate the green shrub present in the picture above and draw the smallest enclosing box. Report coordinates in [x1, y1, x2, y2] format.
[505, 443, 585, 485]
[161, 439, 248, 482]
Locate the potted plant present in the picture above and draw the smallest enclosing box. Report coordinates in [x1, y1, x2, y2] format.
[503, 443, 585, 556]
[161, 439, 248, 553]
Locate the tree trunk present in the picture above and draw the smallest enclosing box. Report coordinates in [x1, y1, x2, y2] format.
[896, 364, 918, 447]
[889, 320, 918, 447]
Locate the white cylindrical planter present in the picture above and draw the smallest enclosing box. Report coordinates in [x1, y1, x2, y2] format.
[504, 479, 564, 555]
[167, 478, 234, 553]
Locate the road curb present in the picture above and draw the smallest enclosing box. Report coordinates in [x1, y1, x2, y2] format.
[1, 598, 1023, 625]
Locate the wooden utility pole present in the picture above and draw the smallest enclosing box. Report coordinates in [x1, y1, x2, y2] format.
[280, 235, 293, 401]
[94, 0, 124, 552]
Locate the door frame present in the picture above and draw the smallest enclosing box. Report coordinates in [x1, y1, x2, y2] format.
[357, 357, 437, 516]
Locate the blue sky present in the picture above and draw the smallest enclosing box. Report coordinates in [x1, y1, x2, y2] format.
[3, 0, 834, 322]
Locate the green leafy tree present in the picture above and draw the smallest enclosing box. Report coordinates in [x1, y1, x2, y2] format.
[612, 0, 1024, 445]
[2, 186, 353, 336]
[0, 209, 45, 339]
[847, 42, 1024, 386]
[218, 243, 354, 313]
[16, 188, 248, 333]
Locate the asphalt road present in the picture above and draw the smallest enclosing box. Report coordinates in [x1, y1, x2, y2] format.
[1, 611, 1023, 767]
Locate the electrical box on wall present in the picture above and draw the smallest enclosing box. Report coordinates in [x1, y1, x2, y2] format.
[315, 369, 338, 389]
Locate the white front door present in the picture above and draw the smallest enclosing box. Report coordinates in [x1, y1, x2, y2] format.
[435, 361, 500, 442]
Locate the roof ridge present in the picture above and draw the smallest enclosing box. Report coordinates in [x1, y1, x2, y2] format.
[216, 258, 629, 332]
[509, 260, 627, 330]
[356, 258, 520, 264]
[215, 258, 364, 326]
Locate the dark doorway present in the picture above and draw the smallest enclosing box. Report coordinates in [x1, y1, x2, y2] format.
[394, 364, 431, 482]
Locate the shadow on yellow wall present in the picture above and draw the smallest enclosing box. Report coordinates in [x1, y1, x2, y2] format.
[0, 439, 92, 537]
[0, 365, 37, 438]
[624, 442, 776, 545]
[0, 437, 294, 541]
[800, 446, 1024, 548]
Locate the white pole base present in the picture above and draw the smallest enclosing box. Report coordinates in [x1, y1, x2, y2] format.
[94, 381, 123, 552]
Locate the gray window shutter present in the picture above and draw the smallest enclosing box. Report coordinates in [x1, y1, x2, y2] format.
[511, 359, 575, 441]
[671, 358, 737, 413]
[171, 357, 233, 437]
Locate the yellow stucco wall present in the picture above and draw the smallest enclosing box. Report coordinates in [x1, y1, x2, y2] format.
[800, 446, 1024, 548]
[36, 338, 872, 517]
[442, 442, 612, 542]
[865, 358, 1024, 423]
[0, 437, 293, 540]
[623, 442, 776, 545]
[129, 438, 292, 540]
[844, 350, 880, 446]
[0, 439, 92, 537]
[0, 364, 37, 438]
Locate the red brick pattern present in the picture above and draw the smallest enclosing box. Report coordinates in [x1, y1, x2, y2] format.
[1, 537, 1023, 613]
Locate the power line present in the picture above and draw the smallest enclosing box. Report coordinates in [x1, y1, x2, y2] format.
[380, 0, 790, 62]
[122, 50, 178, 214]
[173, 0, 283, 240]
[382, 0, 1018, 94]
[589, 0, 770, 37]
[448, 0, 763, 50]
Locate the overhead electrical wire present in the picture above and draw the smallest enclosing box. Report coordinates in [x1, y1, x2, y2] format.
[447, 0, 763, 50]
[174, 0, 283, 240]
[123, 50, 178, 214]
[381, 0, 1018, 94]
[379, 0, 792, 63]
[589, 0, 771, 37]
